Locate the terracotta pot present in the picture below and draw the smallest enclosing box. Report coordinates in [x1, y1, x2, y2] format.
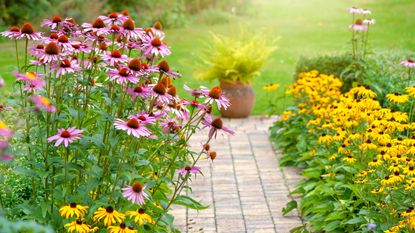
[219, 81, 255, 118]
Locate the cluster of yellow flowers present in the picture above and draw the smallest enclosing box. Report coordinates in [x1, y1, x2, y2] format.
[284, 70, 415, 232]
[59, 203, 154, 233]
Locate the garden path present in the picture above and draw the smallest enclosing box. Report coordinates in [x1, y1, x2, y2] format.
[172, 116, 303, 233]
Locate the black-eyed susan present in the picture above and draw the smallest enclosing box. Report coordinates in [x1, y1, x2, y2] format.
[368, 157, 383, 167]
[64, 219, 91, 233]
[343, 155, 356, 163]
[263, 83, 279, 91]
[59, 203, 89, 219]
[390, 172, 404, 183]
[404, 166, 415, 176]
[381, 175, 394, 186]
[386, 93, 409, 104]
[126, 208, 153, 225]
[388, 163, 401, 173]
[371, 188, 385, 194]
[108, 223, 137, 233]
[405, 86, 415, 97]
[92, 206, 125, 227]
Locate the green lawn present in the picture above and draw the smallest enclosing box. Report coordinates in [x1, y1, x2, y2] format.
[1, 0, 415, 114]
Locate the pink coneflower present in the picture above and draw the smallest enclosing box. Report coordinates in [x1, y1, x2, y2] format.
[114, 117, 151, 138]
[41, 15, 63, 29]
[56, 35, 75, 52]
[177, 165, 201, 176]
[150, 21, 165, 39]
[14, 71, 45, 85]
[0, 105, 13, 111]
[107, 67, 138, 84]
[151, 83, 172, 104]
[348, 7, 362, 14]
[0, 141, 8, 150]
[18, 23, 42, 40]
[127, 85, 151, 101]
[183, 99, 207, 110]
[203, 86, 230, 110]
[37, 42, 61, 63]
[0, 77, 4, 88]
[141, 35, 171, 57]
[70, 41, 91, 54]
[31, 95, 56, 112]
[0, 120, 12, 137]
[0, 26, 21, 40]
[158, 60, 181, 78]
[99, 12, 129, 26]
[24, 81, 45, 92]
[161, 120, 182, 134]
[0, 154, 13, 161]
[30, 44, 45, 56]
[127, 58, 144, 75]
[122, 182, 149, 205]
[54, 59, 80, 76]
[82, 18, 109, 36]
[349, 19, 367, 31]
[361, 9, 371, 15]
[47, 127, 83, 147]
[363, 19, 376, 25]
[401, 59, 415, 68]
[120, 19, 144, 39]
[101, 50, 129, 66]
[132, 113, 156, 125]
[140, 62, 159, 76]
[202, 117, 234, 139]
[183, 84, 205, 97]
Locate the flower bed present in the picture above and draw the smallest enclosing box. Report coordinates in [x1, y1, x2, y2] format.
[0, 12, 233, 232]
[271, 70, 415, 232]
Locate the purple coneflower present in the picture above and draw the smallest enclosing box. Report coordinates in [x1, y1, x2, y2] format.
[36, 42, 61, 63]
[24, 81, 45, 92]
[30, 44, 45, 56]
[348, 7, 362, 14]
[349, 19, 367, 31]
[158, 60, 181, 78]
[401, 59, 415, 68]
[203, 117, 234, 139]
[150, 21, 165, 39]
[183, 99, 207, 110]
[0, 154, 13, 161]
[18, 23, 42, 40]
[48, 127, 83, 147]
[140, 62, 159, 76]
[14, 71, 45, 85]
[363, 19, 376, 25]
[41, 15, 63, 29]
[0, 120, 12, 137]
[141, 35, 171, 57]
[127, 85, 151, 101]
[56, 35, 74, 52]
[122, 182, 148, 205]
[177, 165, 201, 176]
[31, 95, 56, 112]
[183, 84, 205, 97]
[0, 77, 4, 88]
[203, 86, 230, 110]
[82, 18, 110, 36]
[0, 26, 21, 40]
[133, 113, 156, 125]
[54, 59, 80, 76]
[161, 120, 181, 134]
[0, 141, 8, 150]
[99, 12, 129, 26]
[151, 83, 172, 104]
[71, 41, 91, 54]
[114, 117, 151, 138]
[361, 9, 371, 15]
[120, 19, 144, 39]
[0, 105, 13, 111]
[107, 67, 138, 84]
[101, 50, 129, 66]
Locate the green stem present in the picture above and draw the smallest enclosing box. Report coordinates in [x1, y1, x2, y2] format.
[15, 40, 20, 70]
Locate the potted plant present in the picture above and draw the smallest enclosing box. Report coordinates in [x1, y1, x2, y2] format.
[195, 32, 277, 118]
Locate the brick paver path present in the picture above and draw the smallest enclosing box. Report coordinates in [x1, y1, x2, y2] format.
[172, 116, 303, 233]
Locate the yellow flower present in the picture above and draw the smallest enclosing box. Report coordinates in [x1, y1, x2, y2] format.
[404, 166, 415, 176]
[59, 203, 89, 219]
[368, 157, 383, 167]
[0, 120, 8, 130]
[108, 223, 137, 233]
[386, 93, 409, 104]
[371, 188, 385, 194]
[126, 209, 153, 225]
[64, 219, 91, 233]
[405, 86, 415, 97]
[343, 155, 356, 163]
[388, 163, 401, 173]
[92, 206, 125, 227]
[381, 175, 395, 186]
[263, 83, 280, 91]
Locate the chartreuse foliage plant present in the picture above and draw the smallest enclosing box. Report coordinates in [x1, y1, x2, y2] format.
[0, 11, 234, 232]
[271, 69, 415, 232]
[195, 32, 277, 84]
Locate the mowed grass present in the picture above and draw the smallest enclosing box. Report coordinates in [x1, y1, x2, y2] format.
[1, 0, 415, 114]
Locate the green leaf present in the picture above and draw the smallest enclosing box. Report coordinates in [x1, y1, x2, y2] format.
[345, 216, 364, 225]
[173, 195, 209, 210]
[282, 200, 297, 216]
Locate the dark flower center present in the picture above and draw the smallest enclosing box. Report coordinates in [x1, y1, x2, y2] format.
[21, 23, 34, 34]
[158, 60, 170, 72]
[111, 25, 120, 31]
[141, 62, 149, 69]
[109, 12, 119, 18]
[122, 19, 135, 30]
[111, 50, 122, 58]
[76, 219, 83, 225]
[138, 115, 146, 121]
[151, 38, 162, 47]
[92, 18, 105, 28]
[168, 86, 177, 96]
[134, 86, 143, 93]
[153, 21, 162, 30]
[50, 33, 59, 39]
[127, 118, 140, 129]
[209, 86, 222, 99]
[120, 223, 126, 229]
[355, 18, 363, 25]
[394, 171, 400, 176]
[118, 67, 129, 76]
[153, 83, 166, 95]
[138, 209, 145, 214]
[209, 151, 217, 160]
[72, 43, 80, 49]
[203, 144, 210, 151]
[36, 44, 44, 49]
[384, 176, 389, 180]
[185, 166, 191, 171]
[132, 182, 143, 193]
[70, 202, 77, 208]
[10, 26, 20, 32]
[52, 15, 62, 23]
[211, 118, 223, 129]
[58, 35, 69, 43]
[408, 59, 414, 63]
[100, 42, 108, 51]
[60, 59, 71, 68]
[106, 206, 114, 213]
[121, 10, 129, 16]
[410, 167, 414, 171]
[45, 42, 59, 55]
[128, 58, 141, 71]
[60, 130, 71, 138]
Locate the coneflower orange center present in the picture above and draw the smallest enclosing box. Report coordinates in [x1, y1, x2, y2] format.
[209, 151, 217, 160]
[185, 166, 191, 171]
[153, 83, 166, 95]
[109, 12, 119, 18]
[132, 182, 143, 193]
[134, 86, 143, 93]
[128, 58, 141, 71]
[119, 67, 129, 76]
[208, 86, 222, 99]
[10, 26, 20, 32]
[52, 15, 62, 23]
[92, 18, 105, 28]
[60, 59, 71, 68]
[111, 25, 120, 31]
[153, 21, 162, 30]
[355, 18, 363, 25]
[127, 118, 140, 129]
[58, 35, 69, 43]
[111, 50, 122, 58]
[121, 10, 129, 16]
[21, 23, 34, 34]
[138, 115, 146, 121]
[158, 60, 170, 72]
[36, 44, 44, 49]
[50, 33, 59, 39]
[122, 19, 135, 30]
[151, 38, 162, 47]
[60, 130, 71, 138]
[211, 118, 223, 129]
[408, 59, 414, 63]
[168, 86, 177, 96]
[45, 42, 59, 55]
